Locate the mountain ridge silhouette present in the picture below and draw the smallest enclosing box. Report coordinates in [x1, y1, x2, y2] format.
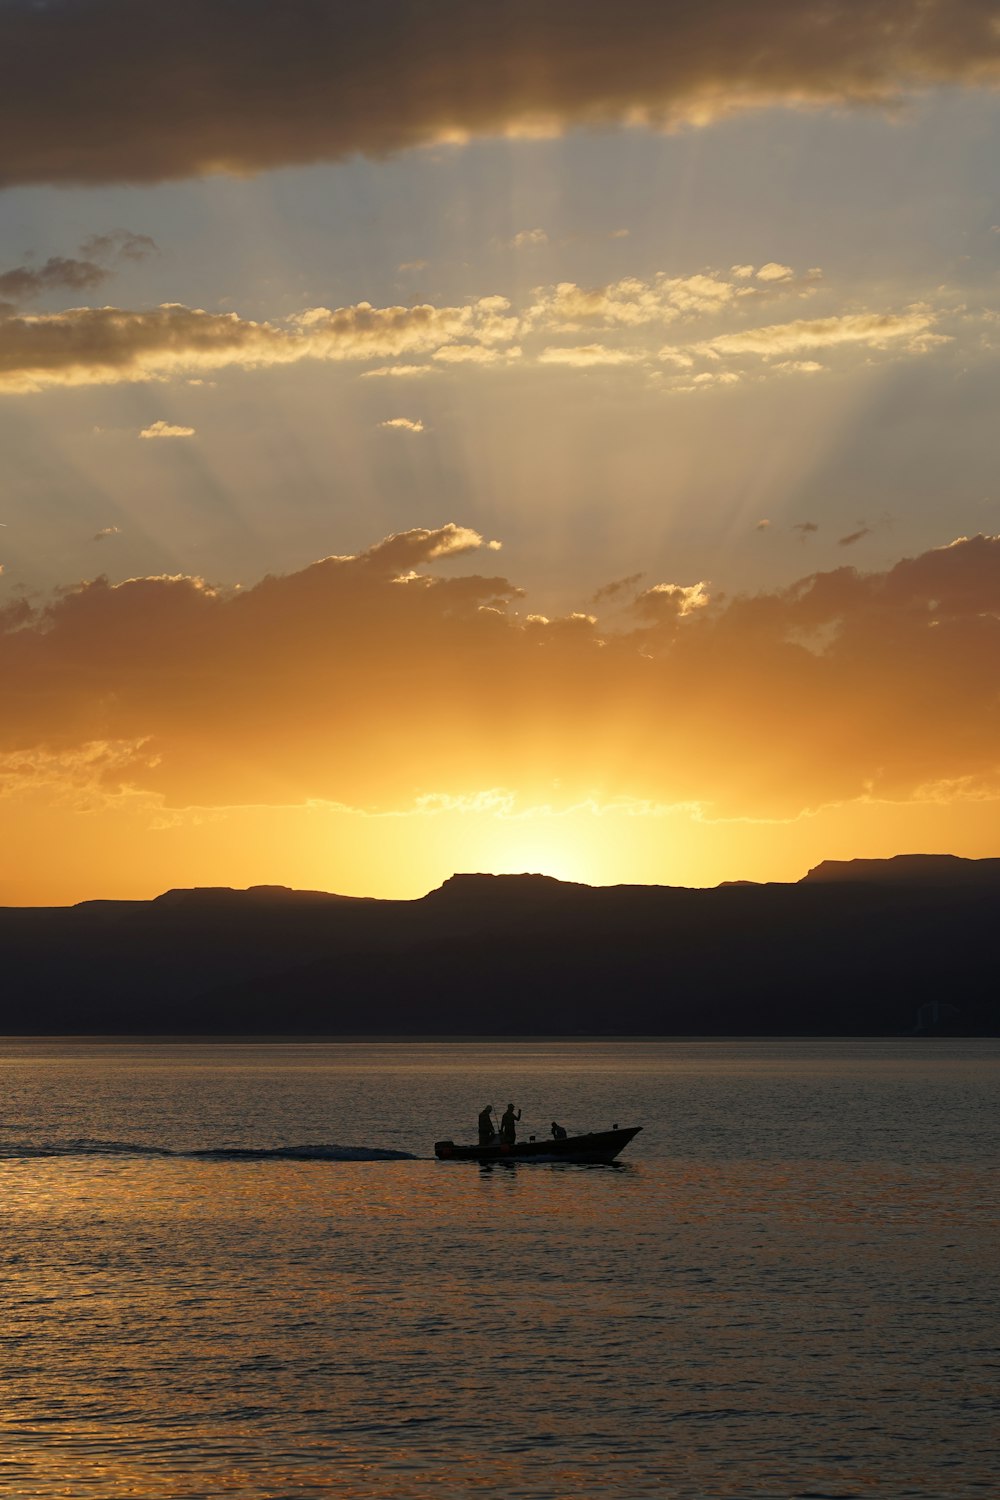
[1, 856, 996, 1035]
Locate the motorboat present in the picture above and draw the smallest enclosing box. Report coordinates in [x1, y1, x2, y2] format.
[434, 1124, 641, 1164]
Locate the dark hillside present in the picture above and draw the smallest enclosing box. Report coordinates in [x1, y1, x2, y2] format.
[0, 862, 996, 1035]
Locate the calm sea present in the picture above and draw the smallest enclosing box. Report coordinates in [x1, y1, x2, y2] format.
[1, 1039, 997, 1499]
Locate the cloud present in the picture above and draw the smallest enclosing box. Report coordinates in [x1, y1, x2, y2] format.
[397, 260, 429, 273]
[0, 294, 520, 394]
[792, 521, 819, 536]
[78, 230, 158, 263]
[694, 309, 940, 360]
[0, 274, 969, 397]
[4, 527, 1000, 820]
[591, 572, 645, 605]
[675, 369, 741, 391]
[756, 519, 771, 531]
[0, 230, 158, 308]
[755, 262, 794, 282]
[1, 2, 997, 188]
[378, 416, 425, 432]
[93, 525, 122, 540]
[839, 527, 872, 547]
[0, 255, 111, 304]
[510, 229, 548, 249]
[139, 420, 195, 439]
[529, 271, 745, 331]
[538, 345, 644, 367]
[361, 364, 436, 379]
[432, 343, 520, 364]
[774, 359, 824, 374]
[635, 580, 711, 618]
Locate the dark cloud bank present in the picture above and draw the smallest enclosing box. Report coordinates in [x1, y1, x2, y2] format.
[0, 0, 997, 187]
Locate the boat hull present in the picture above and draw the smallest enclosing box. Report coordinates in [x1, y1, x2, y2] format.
[434, 1125, 641, 1164]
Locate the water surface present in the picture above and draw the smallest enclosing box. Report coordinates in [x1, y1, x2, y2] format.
[1, 1039, 997, 1498]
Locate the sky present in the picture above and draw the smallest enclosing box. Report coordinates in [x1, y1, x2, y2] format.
[2, 0, 1000, 903]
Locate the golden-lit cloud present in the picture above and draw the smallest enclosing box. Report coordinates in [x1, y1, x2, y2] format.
[0, 267, 968, 395]
[692, 308, 941, 359]
[755, 262, 795, 283]
[2, 1, 998, 188]
[537, 345, 644, 367]
[674, 369, 742, 391]
[139, 420, 195, 439]
[510, 229, 549, 249]
[0, 295, 518, 393]
[3, 527, 1000, 823]
[528, 271, 746, 331]
[635, 580, 711, 617]
[432, 344, 521, 364]
[774, 359, 825, 374]
[378, 416, 425, 433]
[361, 364, 437, 379]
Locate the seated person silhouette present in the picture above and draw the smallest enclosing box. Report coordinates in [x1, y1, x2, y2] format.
[550, 1121, 568, 1139]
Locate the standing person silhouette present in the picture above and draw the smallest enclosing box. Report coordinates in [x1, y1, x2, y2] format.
[478, 1105, 495, 1146]
[499, 1102, 521, 1145]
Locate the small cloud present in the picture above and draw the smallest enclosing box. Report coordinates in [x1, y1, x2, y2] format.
[378, 417, 425, 433]
[93, 525, 122, 541]
[361, 364, 435, 379]
[659, 348, 695, 369]
[538, 345, 643, 367]
[792, 521, 819, 537]
[838, 527, 872, 547]
[139, 420, 196, 439]
[79, 229, 158, 263]
[609, 228, 630, 239]
[186, 378, 217, 388]
[0, 253, 110, 304]
[697, 308, 938, 360]
[775, 359, 825, 374]
[591, 571, 645, 605]
[756, 519, 771, 531]
[730, 264, 755, 279]
[756, 262, 795, 282]
[694, 370, 739, 385]
[432, 343, 522, 365]
[636, 580, 711, 618]
[397, 259, 428, 272]
[510, 228, 548, 249]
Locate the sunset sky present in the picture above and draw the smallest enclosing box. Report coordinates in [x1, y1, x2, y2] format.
[2, 0, 1000, 902]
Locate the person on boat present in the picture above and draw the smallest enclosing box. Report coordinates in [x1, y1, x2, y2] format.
[499, 1102, 521, 1144]
[550, 1121, 567, 1139]
[478, 1105, 496, 1146]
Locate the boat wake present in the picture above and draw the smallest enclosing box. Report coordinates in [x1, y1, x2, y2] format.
[0, 1137, 419, 1163]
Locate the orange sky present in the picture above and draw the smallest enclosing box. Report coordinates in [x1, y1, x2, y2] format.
[2, 1, 1000, 902]
[3, 525, 1000, 902]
